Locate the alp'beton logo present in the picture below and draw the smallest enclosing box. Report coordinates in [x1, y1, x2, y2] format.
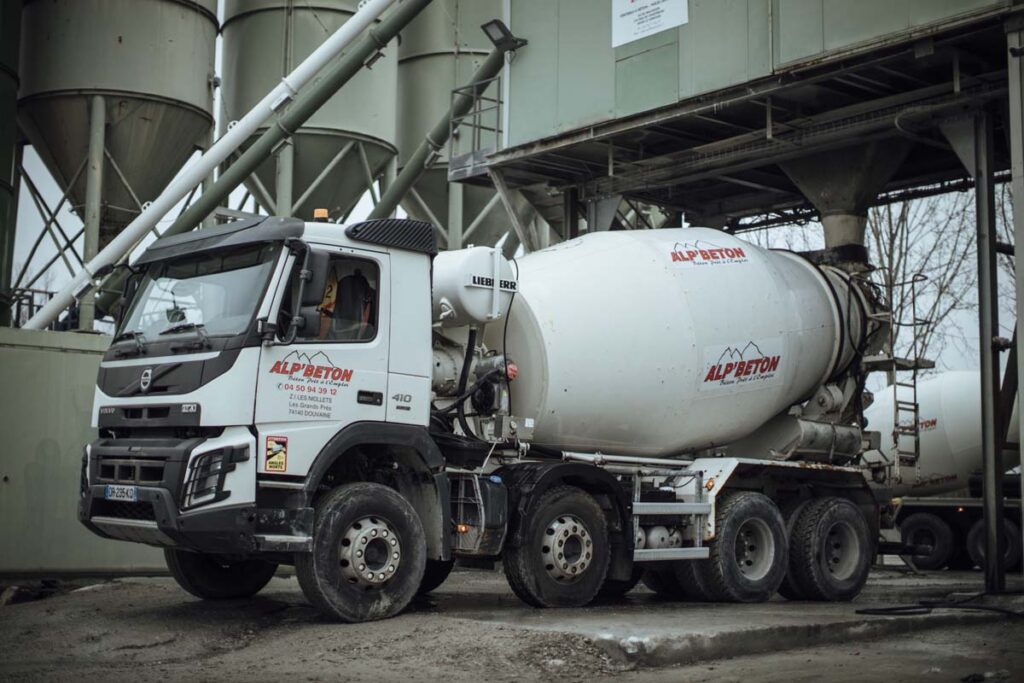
[269, 350, 353, 383]
[670, 240, 749, 266]
[702, 340, 781, 389]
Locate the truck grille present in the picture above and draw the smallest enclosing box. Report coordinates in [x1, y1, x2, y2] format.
[96, 457, 165, 486]
[92, 499, 157, 522]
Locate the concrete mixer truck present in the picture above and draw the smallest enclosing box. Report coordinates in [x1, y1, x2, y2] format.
[77, 216, 893, 622]
[863, 371, 1023, 572]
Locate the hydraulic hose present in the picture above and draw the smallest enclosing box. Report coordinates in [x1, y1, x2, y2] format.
[455, 328, 478, 439]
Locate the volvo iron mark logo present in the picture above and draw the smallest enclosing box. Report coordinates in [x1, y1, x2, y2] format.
[140, 368, 153, 393]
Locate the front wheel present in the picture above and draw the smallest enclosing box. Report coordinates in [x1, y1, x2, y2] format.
[164, 549, 278, 600]
[296, 482, 426, 622]
[503, 486, 611, 607]
[418, 559, 456, 594]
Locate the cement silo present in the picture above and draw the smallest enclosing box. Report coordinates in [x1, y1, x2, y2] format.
[397, 0, 504, 250]
[221, 0, 398, 221]
[17, 0, 217, 327]
[18, 0, 217, 246]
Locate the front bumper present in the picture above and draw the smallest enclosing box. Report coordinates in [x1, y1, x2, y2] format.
[79, 434, 313, 555]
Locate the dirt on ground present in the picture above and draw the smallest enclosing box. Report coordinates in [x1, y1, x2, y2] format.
[1, 569, 1021, 682]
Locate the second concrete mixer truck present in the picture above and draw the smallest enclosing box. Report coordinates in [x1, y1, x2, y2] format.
[78, 216, 891, 622]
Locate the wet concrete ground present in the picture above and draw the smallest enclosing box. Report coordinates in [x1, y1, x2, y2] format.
[1, 568, 1022, 681]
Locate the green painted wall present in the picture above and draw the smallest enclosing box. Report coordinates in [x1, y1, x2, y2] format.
[506, 0, 1007, 147]
[0, 329, 165, 576]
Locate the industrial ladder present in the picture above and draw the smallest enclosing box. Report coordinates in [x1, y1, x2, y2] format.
[861, 273, 934, 484]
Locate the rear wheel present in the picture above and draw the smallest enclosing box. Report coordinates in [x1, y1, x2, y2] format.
[296, 482, 426, 622]
[418, 559, 455, 594]
[789, 497, 872, 602]
[966, 518, 1023, 572]
[899, 512, 953, 570]
[697, 491, 787, 603]
[598, 566, 643, 598]
[778, 498, 813, 600]
[503, 486, 611, 608]
[164, 549, 277, 600]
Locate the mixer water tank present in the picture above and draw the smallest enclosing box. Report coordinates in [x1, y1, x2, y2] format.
[221, 0, 398, 221]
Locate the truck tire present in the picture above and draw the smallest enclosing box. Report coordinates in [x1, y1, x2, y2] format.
[697, 491, 787, 603]
[899, 512, 953, 570]
[164, 549, 277, 600]
[789, 497, 872, 602]
[418, 559, 455, 594]
[966, 518, 1023, 571]
[641, 566, 686, 599]
[296, 482, 426, 622]
[598, 567, 643, 598]
[503, 486, 611, 608]
[777, 498, 813, 600]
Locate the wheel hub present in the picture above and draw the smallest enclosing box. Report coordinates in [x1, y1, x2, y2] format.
[541, 514, 593, 582]
[824, 521, 860, 579]
[734, 517, 774, 581]
[339, 516, 402, 589]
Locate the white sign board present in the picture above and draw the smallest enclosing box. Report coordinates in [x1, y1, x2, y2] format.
[612, 0, 688, 48]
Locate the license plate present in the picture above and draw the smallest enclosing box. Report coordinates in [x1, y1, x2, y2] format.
[104, 485, 138, 502]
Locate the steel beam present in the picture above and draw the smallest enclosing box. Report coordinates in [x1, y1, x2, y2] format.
[1007, 23, 1024, 581]
[975, 108, 1005, 593]
[274, 140, 294, 217]
[79, 94, 106, 330]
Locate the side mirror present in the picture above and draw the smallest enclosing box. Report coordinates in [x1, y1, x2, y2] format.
[300, 251, 330, 308]
[297, 306, 321, 334]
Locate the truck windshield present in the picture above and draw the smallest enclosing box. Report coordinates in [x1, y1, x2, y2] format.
[119, 244, 279, 339]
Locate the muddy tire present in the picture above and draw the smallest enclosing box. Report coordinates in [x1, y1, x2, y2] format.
[296, 482, 426, 622]
[418, 559, 455, 594]
[164, 549, 277, 600]
[966, 518, 1023, 572]
[777, 498, 813, 600]
[899, 512, 953, 571]
[641, 566, 685, 598]
[790, 497, 872, 602]
[696, 491, 787, 603]
[503, 486, 610, 608]
[598, 566, 643, 598]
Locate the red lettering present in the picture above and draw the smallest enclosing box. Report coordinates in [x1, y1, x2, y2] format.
[270, 360, 283, 374]
[686, 250, 698, 261]
[722, 362, 735, 377]
[303, 364, 314, 378]
[767, 356, 780, 372]
[340, 369, 353, 382]
[734, 247, 746, 258]
[289, 362, 301, 375]
[734, 360, 746, 377]
[723, 248, 736, 259]
[313, 366, 325, 379]
[704, 366, 718, 382]
[671, 251, 684, 262]
[698, 250, 710, 260]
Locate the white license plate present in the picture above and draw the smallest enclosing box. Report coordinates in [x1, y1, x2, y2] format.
[104, 485, 138, 502]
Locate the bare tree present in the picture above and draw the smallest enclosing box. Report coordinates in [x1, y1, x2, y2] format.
[866, 192, 977, 368]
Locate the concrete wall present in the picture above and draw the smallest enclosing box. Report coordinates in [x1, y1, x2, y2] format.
[505, 0, 1007, 147]
[0, 328, 164, 576]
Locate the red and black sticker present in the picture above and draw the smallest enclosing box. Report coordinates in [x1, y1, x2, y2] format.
[265, 436, 288, 473]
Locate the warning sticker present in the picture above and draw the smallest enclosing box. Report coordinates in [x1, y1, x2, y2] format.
[265, 436, 288, 473]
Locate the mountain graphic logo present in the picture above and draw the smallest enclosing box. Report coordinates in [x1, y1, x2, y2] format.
[281, 350, 337, 368]
[670, 240, 748, 264]
[704, 341, 781, 384]
[716, 341, 765, 364]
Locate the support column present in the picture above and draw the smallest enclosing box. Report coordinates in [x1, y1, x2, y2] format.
[79, 94, 105, 331]
[1008, 21, 1024, 581]
[201, 129, 216, 228]
[275, 140, 294, 217]
[447, 181, 463, 250]
[974, 107, 1005, 594]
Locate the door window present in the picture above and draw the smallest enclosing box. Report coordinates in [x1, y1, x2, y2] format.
[295, 255, 380, 343]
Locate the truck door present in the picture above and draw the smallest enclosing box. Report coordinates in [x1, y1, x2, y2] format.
[255, 247, 390, 477]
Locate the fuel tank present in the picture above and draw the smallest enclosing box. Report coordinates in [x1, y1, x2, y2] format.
[485, 228, 873, 457]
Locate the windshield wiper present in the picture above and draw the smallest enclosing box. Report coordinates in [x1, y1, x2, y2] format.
[112, 330, 147, 358]
[160, 322, 212, 351]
